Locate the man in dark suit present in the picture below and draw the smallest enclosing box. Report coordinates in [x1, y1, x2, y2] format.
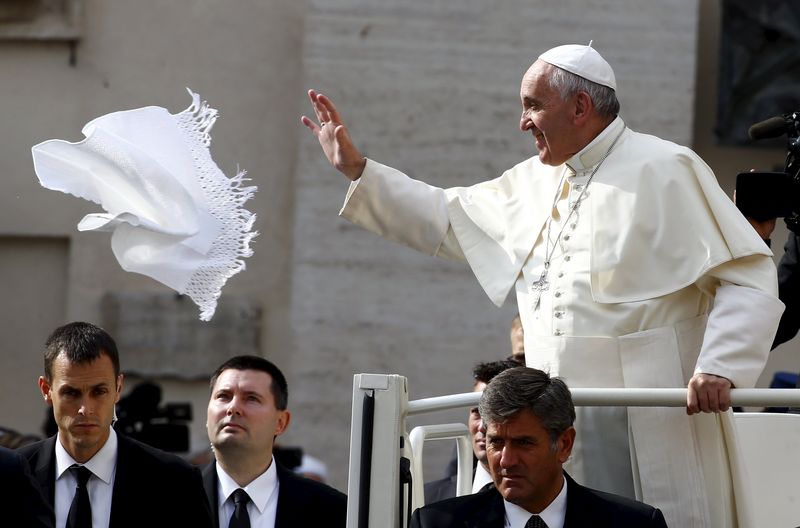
[425, 359, 519, 504]
[19, 321, 213, 528]
[0, 445, 54, 528]
[411, 367, 667, 528]
[203, 355, 347, 528]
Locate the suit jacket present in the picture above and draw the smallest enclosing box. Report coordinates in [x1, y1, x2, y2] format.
[410, 472, 667, 528]
[202, 459, 347, 528]
[425, 452, 481, 504]
[0, 446, 54, 528]
[424, 473, 458, 504]
[775, 232, 800, 349]
[19, 433, 213, 528]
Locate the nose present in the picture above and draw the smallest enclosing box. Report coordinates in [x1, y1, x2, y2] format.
[78, 401, 92, 416]
[499, 446, 517, 469]
[226, 396, 242, 416]
[520, 110, 533, 132]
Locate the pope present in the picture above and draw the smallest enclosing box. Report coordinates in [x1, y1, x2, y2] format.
[302, 43, 783, 527]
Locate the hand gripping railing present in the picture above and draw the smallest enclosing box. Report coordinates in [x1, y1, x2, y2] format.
[345, 374, 800, 528]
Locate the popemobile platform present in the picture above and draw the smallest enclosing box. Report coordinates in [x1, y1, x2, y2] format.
[344, 374, 800, 528]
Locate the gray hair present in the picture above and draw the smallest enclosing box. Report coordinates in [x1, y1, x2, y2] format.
[478, 367, 575, 449]
[547, 66, 620, 120]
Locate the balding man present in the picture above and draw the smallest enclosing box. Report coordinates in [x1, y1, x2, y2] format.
[302, 43, 782, 527]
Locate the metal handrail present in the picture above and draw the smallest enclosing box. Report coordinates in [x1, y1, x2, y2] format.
[406, 388, 800, 415]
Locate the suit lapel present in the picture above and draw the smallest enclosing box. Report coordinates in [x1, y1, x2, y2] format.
[563, 472, 595, 528]
[202, 462, 221, 528]
[472, 488, 506, 528]
[274, 462, 297, 528]
[32, 436, 58, 508]
[108, 434, 131, 528]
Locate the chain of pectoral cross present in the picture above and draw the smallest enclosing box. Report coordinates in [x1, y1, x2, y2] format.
[530, 125, 627, 309]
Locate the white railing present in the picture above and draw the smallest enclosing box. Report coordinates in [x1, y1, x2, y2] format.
[345, 374, 800, 528]
[407, 387, 800, 414]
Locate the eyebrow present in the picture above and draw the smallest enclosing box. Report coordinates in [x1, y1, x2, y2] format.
[214, 387, 265, 398]
[59, 381, 110, 393]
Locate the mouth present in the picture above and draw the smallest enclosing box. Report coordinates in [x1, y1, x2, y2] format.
[221, 422, 246, 432]
[72, 423, 99, 432]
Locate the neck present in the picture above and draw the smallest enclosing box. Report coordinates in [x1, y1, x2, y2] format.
[216, 449, 272, 488]
[60, 429, 109, 464]
[580, 116, 616, 149]
[520, 475, 564, 515]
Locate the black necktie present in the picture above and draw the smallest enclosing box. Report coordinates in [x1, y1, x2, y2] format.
[525, 514, 548, 528]
[228, 488, 251, 528]
[66, 465, 93, 528]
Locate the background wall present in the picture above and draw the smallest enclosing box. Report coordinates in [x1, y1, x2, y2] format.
[0, 0, 795, 494]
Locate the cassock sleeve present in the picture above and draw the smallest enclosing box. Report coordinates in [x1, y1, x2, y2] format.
[694, 255, 784, 387]
[339, 158, 466, 260]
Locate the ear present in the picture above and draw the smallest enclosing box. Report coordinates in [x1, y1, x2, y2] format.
[38, 376, 53, 406]
[556, 426, 576, 463]
[572, 91, 594, 124]
[115, 374, 124, 404]
[274, 410, 292, 437]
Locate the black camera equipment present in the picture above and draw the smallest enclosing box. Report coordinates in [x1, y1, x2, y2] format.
[114, 382, 192, 453]
[738, 112, 800, 233]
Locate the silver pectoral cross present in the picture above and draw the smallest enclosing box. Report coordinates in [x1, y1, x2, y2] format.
[530, 266, 550, 310]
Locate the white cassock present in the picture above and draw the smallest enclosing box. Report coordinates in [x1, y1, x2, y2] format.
[339, 117, 784, 527]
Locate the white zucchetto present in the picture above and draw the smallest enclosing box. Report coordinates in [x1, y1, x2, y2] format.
[538, 42, 617, 90]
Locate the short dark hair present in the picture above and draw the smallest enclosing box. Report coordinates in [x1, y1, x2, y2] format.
[44, 322, 120, 381]
[478, 367, 575, 448]
[473, 359, 521, 385]
[210, 355, 288, 410]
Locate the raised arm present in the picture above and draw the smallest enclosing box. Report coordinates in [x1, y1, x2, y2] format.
[300, 89, 367, 181]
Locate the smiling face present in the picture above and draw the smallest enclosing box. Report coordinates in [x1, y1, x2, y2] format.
[519, 60, 585, 166]
[206, 369, 290, 460]
[39, 352, 123, 463]
[486, 409, 574, 513]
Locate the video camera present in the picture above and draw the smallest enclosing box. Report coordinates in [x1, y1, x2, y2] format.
[737, 111, 800, 233]
[114, 381, 192, 453]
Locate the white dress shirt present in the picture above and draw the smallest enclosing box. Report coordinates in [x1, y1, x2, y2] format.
[503, 475, 567, 528]
[216, 457, 279, 528]
[471, 462, 493, 494]
[54, 428, 118, 528]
